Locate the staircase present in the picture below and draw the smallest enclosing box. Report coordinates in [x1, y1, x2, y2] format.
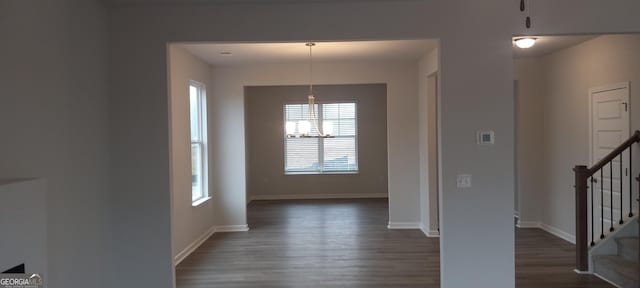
[574, 131, 640, 287]
[593, 236, 639, 288]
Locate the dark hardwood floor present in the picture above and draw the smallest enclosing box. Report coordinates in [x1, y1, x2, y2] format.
[176, 198, 613, 287]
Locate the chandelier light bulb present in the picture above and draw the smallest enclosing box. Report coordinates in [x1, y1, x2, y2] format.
[285, 121, 296, 135]
[323, 121, 334, 136]
[298, 121, 311, 135]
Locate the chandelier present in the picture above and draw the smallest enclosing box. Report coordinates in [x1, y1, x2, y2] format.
[515, 0, 537, 48]
[285, 43, 334, 138]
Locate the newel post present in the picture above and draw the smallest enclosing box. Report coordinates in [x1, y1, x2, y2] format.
[574, 165, 589, 273]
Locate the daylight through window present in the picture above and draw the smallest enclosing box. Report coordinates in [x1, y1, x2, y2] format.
[284, 102, 358, 174]
[190, 81, 208, 204]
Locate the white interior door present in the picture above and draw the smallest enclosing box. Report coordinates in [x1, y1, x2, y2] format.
[590, 82, 630, 239]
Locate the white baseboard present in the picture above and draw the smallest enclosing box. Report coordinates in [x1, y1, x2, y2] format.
[173, 224, 249, 266]
[387, 222, 421, 229]
[516, 221, 576, 244]
[174, 225, 216, 266]
[419, 224, 440, 238]
[516, 221, 541, 228]
[593, 273, 623, 288]
[539, 223, 576, 244]
[215, 224, 250, 232]
[574, 269, 591, 275]
[249, 193, 388, 201]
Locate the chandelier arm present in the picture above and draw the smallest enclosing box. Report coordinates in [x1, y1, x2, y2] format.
[309, 43, 313, 95]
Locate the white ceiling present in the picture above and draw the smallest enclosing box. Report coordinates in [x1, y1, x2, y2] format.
[179, 40, 438, 66]
[513, 35, 597, 58]
[178, 36, 594, 66]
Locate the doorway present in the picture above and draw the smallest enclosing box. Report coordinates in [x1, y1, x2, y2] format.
[589, 82, 631, 234]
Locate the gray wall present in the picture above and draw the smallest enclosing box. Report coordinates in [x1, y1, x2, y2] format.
[516, 34, 640, 238]
[0, 1, 111, 287]
[107, 1, 640, 287]
[245, 84, 388, 199]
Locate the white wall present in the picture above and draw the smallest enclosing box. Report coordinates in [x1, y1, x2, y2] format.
[107, 1, 640, 287]
[168, 46, 217, 260]
[210, 61, 420, 225]
[419, 48, 440, 235]
[0, 1, 111, 287]
[516, 34, 640, 238]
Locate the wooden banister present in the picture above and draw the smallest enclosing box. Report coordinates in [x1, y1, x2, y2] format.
[574, 165, 589, 273]
[588, 130, 640, 176]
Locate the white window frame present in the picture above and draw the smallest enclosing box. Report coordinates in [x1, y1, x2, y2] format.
[190, 80, 210, 206]
[284, 101, 359, 175]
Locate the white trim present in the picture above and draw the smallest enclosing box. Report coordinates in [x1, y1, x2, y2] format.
[515, 221, 540, 228]
[249, 193, 388, 201]
[574, 269, 592, 275]
[387, 222, 421, 229]
[215, 224, 250, 232]
[515, 221, 576, 244]
[589, 82, 630, 94]
[420, 224, 440, 238]
[191, 196, 211, 207]
[427, 230, 440, 237]
[593, 273, 623, 288]
[173, 225, 215, 266]
[539, 223, 576, 244]
[514, 211, 520, 219]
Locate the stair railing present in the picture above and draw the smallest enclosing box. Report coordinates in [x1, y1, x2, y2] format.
[574, 130, 640, 272]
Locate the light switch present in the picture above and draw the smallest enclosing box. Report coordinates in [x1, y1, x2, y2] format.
[457, 174, 472, 188]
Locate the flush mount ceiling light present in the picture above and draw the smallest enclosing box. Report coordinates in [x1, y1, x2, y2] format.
[514, 37, 537, 49]
[285, 43, 334, 139]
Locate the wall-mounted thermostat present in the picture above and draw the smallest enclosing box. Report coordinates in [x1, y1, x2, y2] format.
[477, 130, 495, 145]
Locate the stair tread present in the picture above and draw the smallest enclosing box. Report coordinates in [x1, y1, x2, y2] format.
[593, 255, 639, 281]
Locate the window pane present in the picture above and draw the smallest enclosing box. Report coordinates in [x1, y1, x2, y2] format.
[191, 143, 203, 200]
[284, 102, 358, 174]
[190, 85, 200, 141]
[323, 103, 340, 119]
[284, 104, 319, 136]
[334, 119, 356, 136]
[323, 103, 356, 136]
[323, 137, 357, 171]
[285, 138, 319, 172]
[323, 103, 356, 120]
[339, 103, 356, 119]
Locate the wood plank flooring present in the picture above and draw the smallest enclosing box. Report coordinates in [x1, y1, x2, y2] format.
[176, 198, 613, 287]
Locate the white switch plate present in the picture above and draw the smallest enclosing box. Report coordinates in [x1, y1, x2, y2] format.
[457, 174, 472, 188]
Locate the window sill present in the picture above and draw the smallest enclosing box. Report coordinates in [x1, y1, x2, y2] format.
[192, 196, 212, 207]
[285, 171, 359, 176]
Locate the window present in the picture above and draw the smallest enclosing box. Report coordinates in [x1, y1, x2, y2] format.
[190, 81, 208, 205]
[284, 102, 358, 174]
